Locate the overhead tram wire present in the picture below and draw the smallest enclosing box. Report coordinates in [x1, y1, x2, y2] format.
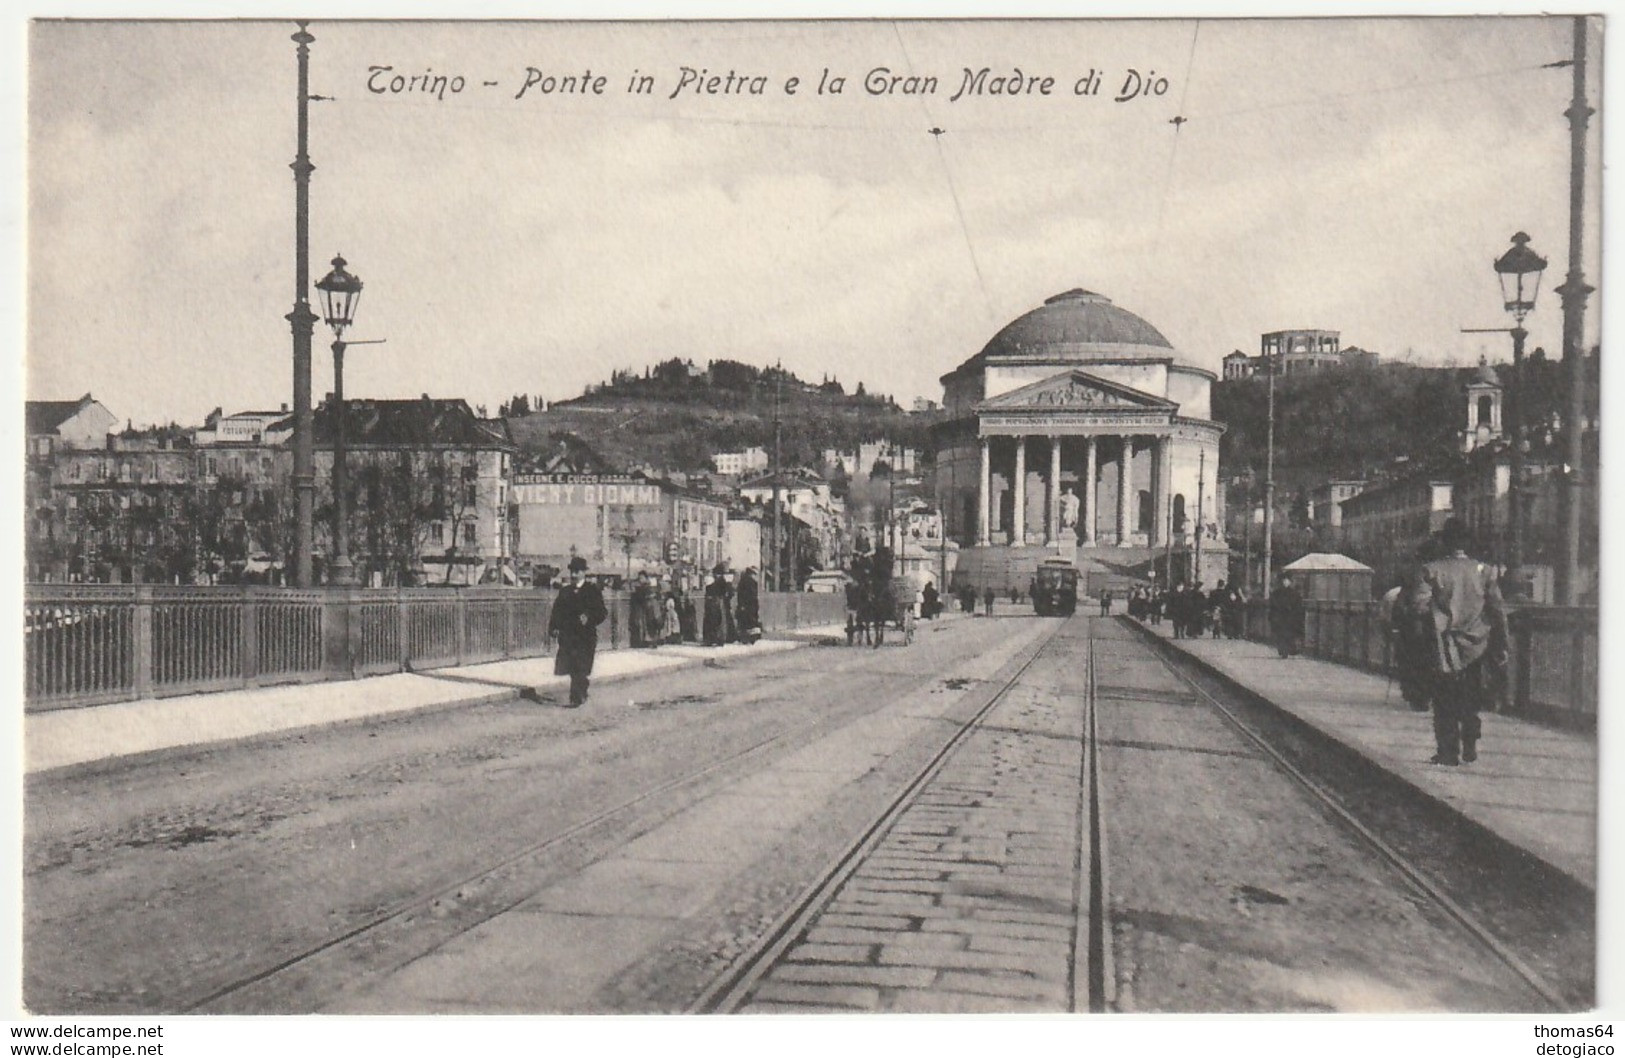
[1151, 19, 1200, 267]
[892, 20, 998, 325]
[1172, 57, 1558, 129]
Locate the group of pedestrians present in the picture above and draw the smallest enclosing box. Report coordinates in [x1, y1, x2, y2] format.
[1270, 518, 1507, 767]
[702, 565, 762, 647]
[548, 560, 763, 708]
[1116, 517, 1507, 770]
[1162, 580, 1247, 639]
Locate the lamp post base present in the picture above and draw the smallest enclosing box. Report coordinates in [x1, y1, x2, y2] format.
[329, 556, 357, 587]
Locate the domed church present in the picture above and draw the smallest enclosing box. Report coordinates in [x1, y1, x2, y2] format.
[934, 289, 1229, 591]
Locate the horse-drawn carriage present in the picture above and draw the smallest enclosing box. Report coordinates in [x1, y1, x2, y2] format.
[844, 547, 915, 647]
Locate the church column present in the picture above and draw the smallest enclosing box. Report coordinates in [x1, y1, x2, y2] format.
[1012, 436, 1026, 546]
[977, 436, 991, 547]
[1082, 437, 1097, 544]
[1151, 436, 1171, 548]
[1046, 435, 1061, 546]
[1116, 437, 1133, 546]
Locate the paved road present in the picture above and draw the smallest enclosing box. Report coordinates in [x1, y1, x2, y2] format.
[25, 613, 1548, 1014]
[24, 614, 1045, 1014]
[733, 617, 1542, 1013]
[1090, 618, 1535, 1012]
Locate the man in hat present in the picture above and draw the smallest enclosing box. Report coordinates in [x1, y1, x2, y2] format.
[1417, 517, 1508, 765]
[702, 564, 736, 646]
[547, 556, 607, 707]
[735, 566, 761, 644]
[628, 570, 653, 648]
[1269, 573, 1304, 658]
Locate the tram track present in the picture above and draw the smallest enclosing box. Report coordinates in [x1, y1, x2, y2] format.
[1080, 626, 1109, 1011]
[691, 618, 1070, 1013]
[1125, 617, 1577, 1011]
[168, 623, 1042, 1014]
[185, 726, 790, 1012]
[698, 612, 1581, 1014]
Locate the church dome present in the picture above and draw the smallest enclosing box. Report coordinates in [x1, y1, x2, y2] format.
[969, 289, 1175, 365]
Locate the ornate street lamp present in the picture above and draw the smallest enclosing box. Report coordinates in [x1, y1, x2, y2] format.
[1495, 231, 1546, 322]
[1493, 232, 1546, 592]
[316, 255, 364, 585]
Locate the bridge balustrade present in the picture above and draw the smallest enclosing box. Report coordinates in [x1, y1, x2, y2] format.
[1238, 599, 1597, 730]
[23, 585, 849, 712]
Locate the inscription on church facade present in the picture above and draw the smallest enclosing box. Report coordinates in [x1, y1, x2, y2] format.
[982, 410, 1171, 432]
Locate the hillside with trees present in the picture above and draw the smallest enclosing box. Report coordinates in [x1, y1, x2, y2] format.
[505, 359, 941, 476]
[1214, 351, 1580, 494]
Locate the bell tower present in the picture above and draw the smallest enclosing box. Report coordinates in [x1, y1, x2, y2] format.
[1461, 357, 1503, 453]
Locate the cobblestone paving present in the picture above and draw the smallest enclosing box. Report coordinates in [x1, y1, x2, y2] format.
[736, 621, 1088, 1013]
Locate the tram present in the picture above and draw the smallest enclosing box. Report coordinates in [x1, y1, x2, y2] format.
[1032, 559, 1079, 616]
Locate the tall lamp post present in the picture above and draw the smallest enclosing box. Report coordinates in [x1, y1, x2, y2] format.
[1492, 232, 1546, 594]
[1557, 15, 1594, 606]
[315, 255, 364, 586]
[771, 375, 783, 591]
[1262, 345, 1277, 601]
[287, 23, 318, 587]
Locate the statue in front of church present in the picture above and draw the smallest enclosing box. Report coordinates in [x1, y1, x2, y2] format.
[1059, 486, 1081, 531]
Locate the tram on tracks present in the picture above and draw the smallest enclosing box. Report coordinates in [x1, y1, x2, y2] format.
[1032, 558, 1079, 616]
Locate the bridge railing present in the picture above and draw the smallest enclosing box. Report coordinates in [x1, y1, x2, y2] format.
[23, 585, 848, 713]
[1240, 599, 1597, 730]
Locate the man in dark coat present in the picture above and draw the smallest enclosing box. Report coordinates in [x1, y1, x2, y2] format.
[1221, 582, 1246, 639]
[735, 567, 761, 644]
[921, 581, 939, 620]
[1386, 540, 1439, 714]
[703, 565, 736, 646]
[547, 556, 607, 707]
[629, 571, 653, 648]
[1417, 518, 1508, 766]
[1269, 573, 1304, 658]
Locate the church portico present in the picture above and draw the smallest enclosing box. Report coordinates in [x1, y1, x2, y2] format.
[933, 289, 1228, 593]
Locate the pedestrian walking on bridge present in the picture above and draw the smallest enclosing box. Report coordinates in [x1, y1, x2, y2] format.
[703, 565, 737, 646]
[1269, 574, 1304, 658]
[548, 556, 608, 707]
[1416, 518, 1508, 766]
[735, 566, 761, 645]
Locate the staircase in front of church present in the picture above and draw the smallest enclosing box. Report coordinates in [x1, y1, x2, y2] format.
[953, 543, 1169, 596]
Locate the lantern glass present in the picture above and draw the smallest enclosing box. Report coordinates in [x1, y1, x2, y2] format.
[1493, 233, 1546, 322]
[315, 255, 364, 337]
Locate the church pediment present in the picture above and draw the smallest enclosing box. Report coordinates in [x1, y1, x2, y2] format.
[976, 371, 1177, 413]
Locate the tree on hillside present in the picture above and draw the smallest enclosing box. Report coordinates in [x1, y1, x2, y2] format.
[1216, 363, 1463, 483]
[711, 359, 757, 392]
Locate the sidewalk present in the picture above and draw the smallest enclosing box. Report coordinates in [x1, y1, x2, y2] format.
[25, 626, 847, 776]
[1137, 621, 1597, 889]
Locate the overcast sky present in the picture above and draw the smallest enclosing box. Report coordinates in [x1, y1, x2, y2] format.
[26, 16, 1603, 427]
